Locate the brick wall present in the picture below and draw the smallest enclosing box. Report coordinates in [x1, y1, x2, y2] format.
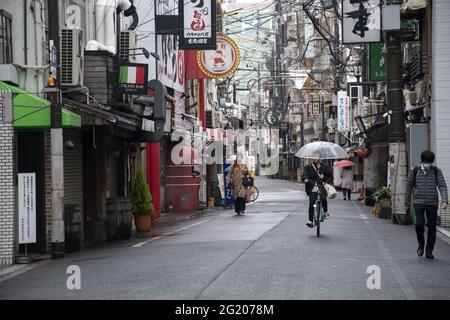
[0, 91, 15, 266]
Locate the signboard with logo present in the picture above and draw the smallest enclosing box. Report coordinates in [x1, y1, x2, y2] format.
[369, 42, 386, 81]
[118, 63, 148, 95]
[179, 0, 216, 49]
[197, 35, 240, 79]
[337, 91, 351, 132]
[18, 173, 36, 244]
[342, 0, 381, 44]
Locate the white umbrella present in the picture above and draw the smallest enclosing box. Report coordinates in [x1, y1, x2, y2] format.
[295, 141, 348, 160]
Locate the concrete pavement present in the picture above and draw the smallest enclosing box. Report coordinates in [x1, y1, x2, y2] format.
[1, 177, 450, 299]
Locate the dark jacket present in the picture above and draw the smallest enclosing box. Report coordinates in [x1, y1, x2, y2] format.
[303, 163, 334, 199]
[405, 165, 448, 207]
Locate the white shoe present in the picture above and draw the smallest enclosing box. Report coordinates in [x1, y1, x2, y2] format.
[306, 221, 314, 228]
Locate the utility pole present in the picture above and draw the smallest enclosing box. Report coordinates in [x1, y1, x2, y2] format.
[386, 30, 408, 225]
[321, 95, 326, 141]
[47, 0, 65, 258]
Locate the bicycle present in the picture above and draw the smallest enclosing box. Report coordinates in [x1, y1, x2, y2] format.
[248, 186, 259, 203]
[312, 181, 325, 237]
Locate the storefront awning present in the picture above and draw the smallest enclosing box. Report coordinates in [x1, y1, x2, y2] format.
[0, 81, 81, 129]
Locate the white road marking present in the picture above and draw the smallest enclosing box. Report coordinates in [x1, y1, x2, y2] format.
[132, 218, 213, 247]
[132, 236, 162, 248]
[360, 214, 368, 220]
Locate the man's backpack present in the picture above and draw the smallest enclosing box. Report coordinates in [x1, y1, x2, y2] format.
[413, 166, 438, 187]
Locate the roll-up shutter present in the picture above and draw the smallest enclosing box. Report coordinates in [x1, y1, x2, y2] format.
[63, 129, 84, 214]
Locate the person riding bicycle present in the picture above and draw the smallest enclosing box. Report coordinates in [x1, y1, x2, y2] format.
[302, 155, 334, 228]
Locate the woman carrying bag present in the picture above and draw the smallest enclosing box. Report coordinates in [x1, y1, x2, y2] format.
[226, 154, 249, 215]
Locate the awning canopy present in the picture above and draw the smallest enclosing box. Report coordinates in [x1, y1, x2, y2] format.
[0, 81, 81, 129]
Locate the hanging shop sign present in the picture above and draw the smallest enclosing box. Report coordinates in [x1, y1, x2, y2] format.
[18, 173, 36, 244]
[342, 0, 381, 44]
[179, 0, 216, 50]
[369, 42, 386, 81]
[305, 94, 315, 120]
[196, 35, 240, 79]
[337, 91, 351, 132]
[312, 96, 321, 116]
[117, 63, 148, 95]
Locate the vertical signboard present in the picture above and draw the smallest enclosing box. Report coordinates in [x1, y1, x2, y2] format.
[179, 0, 217, 49]
[342, 0, 381, 44]
[369, 42, 386, 81]
[223, 163, 234, 206]
[305, 94, 315, 120]
[18, 173, 36, 244]
[157, 0, 185, 93]
[312, 96, 321, 116]
[337, 91, 351, 132]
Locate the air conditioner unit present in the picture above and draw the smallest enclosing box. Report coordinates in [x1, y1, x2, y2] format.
[60, 28, 84, 86]
[120, 30, 137, 62]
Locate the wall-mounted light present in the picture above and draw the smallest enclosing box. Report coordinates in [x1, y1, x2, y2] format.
[65, 140, 75, 149]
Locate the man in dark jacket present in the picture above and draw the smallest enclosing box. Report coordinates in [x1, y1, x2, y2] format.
[405, 150, 448, 259]
[303, 155, 334, 228]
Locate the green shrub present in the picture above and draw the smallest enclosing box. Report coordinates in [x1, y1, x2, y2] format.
[131, 169, 154, 216]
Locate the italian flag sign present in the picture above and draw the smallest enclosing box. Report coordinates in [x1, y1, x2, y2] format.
[119, 66, 145, 84]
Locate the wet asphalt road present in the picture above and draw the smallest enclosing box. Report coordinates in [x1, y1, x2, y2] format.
[1, 177, 450, 300]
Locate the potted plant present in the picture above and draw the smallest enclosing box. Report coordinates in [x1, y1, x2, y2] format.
[373, 187, 391, 219]
[131, 169, 154, 232]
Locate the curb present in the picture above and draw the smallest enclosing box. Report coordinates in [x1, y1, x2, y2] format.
[0, 259, 50, 283]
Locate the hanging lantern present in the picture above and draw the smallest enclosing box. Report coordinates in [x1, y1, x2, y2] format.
[357, 148, 370, 159]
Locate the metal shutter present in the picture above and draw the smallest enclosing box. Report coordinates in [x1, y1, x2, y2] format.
[63, 129, 84, 214]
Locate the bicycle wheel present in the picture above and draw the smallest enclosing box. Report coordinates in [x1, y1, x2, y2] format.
[249, 186, 259, 202]
[316, 202, 321, 238]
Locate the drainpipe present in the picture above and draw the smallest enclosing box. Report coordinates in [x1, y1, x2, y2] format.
[23, 0, 28, 64]
[32, 1, 41, 93]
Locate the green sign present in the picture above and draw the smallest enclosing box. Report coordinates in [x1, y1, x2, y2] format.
[369, 43, 386, 82]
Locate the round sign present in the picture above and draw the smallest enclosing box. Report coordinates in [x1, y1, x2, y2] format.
[197, 35, 240, 79]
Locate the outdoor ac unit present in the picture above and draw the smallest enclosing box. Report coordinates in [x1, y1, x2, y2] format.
[60, 28, 84, 86]
[120, 30, 137, 62]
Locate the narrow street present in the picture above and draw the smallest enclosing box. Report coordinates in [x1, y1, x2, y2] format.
[1, 177, 449, 300]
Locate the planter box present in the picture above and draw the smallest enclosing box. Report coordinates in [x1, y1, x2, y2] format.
[379, 207, 392, 219]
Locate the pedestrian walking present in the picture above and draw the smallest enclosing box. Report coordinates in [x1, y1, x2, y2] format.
[405, 150, 448, 259]
[303, 155, 334, 227]
[341, 166, 354, 200]
[226, 154, 249, 215]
